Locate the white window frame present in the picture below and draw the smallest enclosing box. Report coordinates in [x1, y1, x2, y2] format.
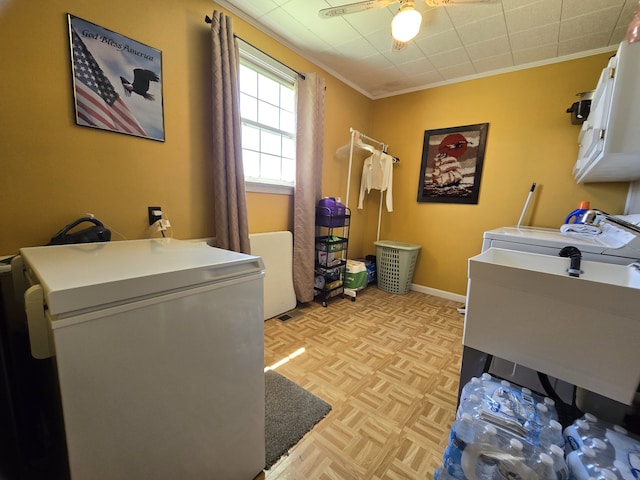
[238, 41, 297, 195]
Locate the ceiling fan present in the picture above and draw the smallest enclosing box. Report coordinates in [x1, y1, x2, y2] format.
[320, 0, 496, 44]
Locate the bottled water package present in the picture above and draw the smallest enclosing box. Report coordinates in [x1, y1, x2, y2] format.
[440, 411, 568, 479]
[438, 375, 569, 480]
[457, 375, 561, 447]
[442, 413, 477, 479]
[442, 416, 538, 480]
[564, 413, 640, 480]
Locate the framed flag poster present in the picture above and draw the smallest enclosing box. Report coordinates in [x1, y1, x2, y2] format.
[67, 14, 165, 142]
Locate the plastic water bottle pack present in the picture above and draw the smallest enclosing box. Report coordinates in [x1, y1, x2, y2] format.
[436, 374, 569, 480]
[457, 374, 561, 445]
[563, 413, 640, 480]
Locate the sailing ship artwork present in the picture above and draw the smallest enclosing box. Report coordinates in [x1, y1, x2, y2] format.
[417, 123, 489, 204]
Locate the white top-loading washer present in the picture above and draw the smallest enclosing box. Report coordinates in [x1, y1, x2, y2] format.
[482, 225, 640, 265]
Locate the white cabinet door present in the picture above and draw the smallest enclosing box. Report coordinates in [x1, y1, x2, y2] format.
[574, 58, 616, 177]
[574, 42, 640, 183]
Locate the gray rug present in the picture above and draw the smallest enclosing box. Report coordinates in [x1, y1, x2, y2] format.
[265, 370, 331, 470]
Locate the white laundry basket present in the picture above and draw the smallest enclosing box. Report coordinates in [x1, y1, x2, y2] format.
[374, 240, 421, 294]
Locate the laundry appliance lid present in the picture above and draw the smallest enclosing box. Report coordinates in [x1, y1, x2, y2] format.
[483, 226, 626, 254]
[19, 238, 264, 316]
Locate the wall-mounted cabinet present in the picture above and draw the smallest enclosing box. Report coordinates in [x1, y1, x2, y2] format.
[574, 41, 640, 183]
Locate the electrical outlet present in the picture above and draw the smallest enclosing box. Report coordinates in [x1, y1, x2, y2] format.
[148, 206, 162, 225]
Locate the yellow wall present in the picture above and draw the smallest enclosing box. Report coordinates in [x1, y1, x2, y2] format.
[0, 0, 372, 252]
[369, 55, 629, 295]
[0, 0, 629, 296]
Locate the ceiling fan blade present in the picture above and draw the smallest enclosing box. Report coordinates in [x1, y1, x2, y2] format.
[319, 0, 399, 18]
[426, 0, 495, 5]
[392, 39, 407, 51]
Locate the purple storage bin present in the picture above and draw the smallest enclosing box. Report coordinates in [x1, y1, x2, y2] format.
[316, 197, 347, 227]
[318, 197, 345, 215]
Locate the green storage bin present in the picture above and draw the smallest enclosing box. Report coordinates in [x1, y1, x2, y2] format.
[344, 260, 367, 290]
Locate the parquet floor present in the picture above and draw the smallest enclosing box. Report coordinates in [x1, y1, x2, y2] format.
[258, 287, 464, 480]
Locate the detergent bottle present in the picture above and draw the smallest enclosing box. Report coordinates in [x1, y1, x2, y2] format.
[565, 201, 590, 224]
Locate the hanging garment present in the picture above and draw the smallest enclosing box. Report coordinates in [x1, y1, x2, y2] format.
[357, 150, 394, 212]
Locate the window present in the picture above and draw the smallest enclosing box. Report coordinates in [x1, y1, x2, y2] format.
[238, 43, 296, 195]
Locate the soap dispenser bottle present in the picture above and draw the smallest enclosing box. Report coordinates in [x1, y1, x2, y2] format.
[565, 201, 590, 224]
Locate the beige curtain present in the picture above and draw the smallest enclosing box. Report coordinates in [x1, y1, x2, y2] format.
[210, 10, 250, 254]
[293, 73, 326, 303]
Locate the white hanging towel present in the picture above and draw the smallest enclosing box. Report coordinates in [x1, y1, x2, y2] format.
[357, 150, 394, 212]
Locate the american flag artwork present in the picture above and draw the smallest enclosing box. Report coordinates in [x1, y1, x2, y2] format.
[71, 29, 147, 136]
[68, 15, 164, 141]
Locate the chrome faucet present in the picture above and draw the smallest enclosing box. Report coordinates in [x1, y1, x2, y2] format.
[559, 246, 582, 277]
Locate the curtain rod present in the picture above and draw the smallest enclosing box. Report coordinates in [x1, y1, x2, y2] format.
[204, 15, 305, 80]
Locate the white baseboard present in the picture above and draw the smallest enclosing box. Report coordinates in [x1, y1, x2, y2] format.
[410, 283, 466, 304]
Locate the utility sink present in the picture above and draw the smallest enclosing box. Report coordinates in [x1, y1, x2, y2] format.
[464, 247, 640, 405]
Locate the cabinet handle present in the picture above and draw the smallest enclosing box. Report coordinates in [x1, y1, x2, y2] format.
[608, 67, 616, 79]
[599, 129, 605, 140]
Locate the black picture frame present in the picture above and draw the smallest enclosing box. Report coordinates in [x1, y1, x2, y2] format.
[68, 14, 165, 142]
[417, 123, 489, 204]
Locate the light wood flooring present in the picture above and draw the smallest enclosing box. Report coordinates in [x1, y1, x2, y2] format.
[258, 286, 465, 480]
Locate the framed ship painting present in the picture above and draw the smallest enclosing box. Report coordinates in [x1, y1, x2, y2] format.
[417, 123, 489, 204]
[67, 14, 165, 141]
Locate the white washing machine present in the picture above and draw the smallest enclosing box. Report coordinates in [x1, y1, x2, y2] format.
[482, 223, 640, 266]
[461, 220, 640, 422]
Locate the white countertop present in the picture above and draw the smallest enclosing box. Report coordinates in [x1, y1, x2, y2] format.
[19, 238, 264, 316]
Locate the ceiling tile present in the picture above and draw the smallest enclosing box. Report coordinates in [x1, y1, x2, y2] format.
[397, 56, 438, 76]
[365, 26, 399, 52]
[455, 14, 508, 44]
[358, 51, 396, 69]
[616, 1, 639, 29]
[512, 44, 559, 64]
[341, 6, 394, 35]
[465, 35, 511, 60]
[559, 8, 622, 42]
[229, 0, 281, 17]
[611, 25, 630, 44]
[381, 47, 428, 65]
[504, 0, 561, 34]
[415, 29, 463, 56]
[350, 64, 405, 89]
[217, 0, 634, 98]
[407, 69, 446, 86]
[501, 0, 552, 13]
[421, 7, 455, 35]
[473, 52, 514, 72]
[509, 23, 560, 52]
[429, 47, 472, 69]
[558, 32, 613, 56]
[562, 0, 626, 20]
[443, 2, 504, 26]
[438, 61, 477, 80]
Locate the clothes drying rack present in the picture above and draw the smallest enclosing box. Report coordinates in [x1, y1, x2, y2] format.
[339, 128, 398, 301]
[342, 127, 397, 242]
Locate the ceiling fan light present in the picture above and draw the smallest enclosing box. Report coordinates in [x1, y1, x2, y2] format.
[391, 6, 422, 42]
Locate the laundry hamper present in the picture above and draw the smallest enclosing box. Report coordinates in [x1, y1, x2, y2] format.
[374, 240, 421, 294]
